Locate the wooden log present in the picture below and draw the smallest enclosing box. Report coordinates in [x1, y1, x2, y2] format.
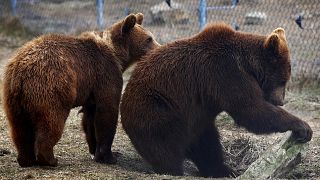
[238, 132, 309, 179]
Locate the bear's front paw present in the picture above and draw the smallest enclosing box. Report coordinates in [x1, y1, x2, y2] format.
[94, 151, 122, 164]
[17, 156, 37, 167]
[291, 120, 313, 143]
[36, 157, 58, 167]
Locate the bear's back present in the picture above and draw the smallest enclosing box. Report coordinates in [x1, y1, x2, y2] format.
[10, 34, 94, 67]
[4, 33, 122, 107]
[124, 22, 268, 113]
[129, 24, 235, 89]
[131, 22, 267, 85]
[7, 33, 120, 77]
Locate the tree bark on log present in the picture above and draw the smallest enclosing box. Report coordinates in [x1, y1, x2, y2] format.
[238, 132, 309, 179]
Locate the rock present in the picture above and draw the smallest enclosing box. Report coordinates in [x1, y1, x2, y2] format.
[0, 149, 11, 156]
[238, 132, 309, 179]
[149, 1, 189, 26]
[23, 174, 34, 179]
[244, 11, 267, 25]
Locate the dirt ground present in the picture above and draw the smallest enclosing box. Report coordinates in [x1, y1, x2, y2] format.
[0, 0, 319, 179]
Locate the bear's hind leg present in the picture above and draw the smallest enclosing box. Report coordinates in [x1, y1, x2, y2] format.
[126, 114, 185, 176]
[92, 85, 122, 164]
[147, 147, 184, 176]
[81, 104, 96, 155]
[130, 134, 184, 176]
[34, 109, 69, 166]
[92, 101, 118, 164]
[8, 113, 36, 167]
[186, 125, 238, 178]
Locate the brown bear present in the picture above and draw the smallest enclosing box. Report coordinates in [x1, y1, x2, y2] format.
[2, 13, 160, 167]
[120, 22, 313, 177]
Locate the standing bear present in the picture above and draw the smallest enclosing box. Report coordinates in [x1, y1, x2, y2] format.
[2, 13, 160, 167]
[120, 22, 313, 177]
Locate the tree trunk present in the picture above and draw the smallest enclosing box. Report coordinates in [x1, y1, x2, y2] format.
[238, 132, 309, 179]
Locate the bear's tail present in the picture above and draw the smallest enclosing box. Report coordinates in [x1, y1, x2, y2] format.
[2, 63, 36, 166]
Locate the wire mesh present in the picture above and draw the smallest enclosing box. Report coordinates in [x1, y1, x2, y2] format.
[0, 0, 319, 63]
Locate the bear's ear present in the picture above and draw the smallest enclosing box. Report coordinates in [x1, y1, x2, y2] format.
[264, 33, 281, 54]
[135, 13, 144, 25]
[264, 27, 287, 54]
[121, 14, 137, 35]
[272, 27, 286, 41]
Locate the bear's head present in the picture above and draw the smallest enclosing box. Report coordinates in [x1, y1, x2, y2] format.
[109, 13, 160, 70]
[262, 28, 291, 106]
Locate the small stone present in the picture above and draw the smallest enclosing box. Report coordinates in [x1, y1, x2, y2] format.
[24, 174, 34, 179]
[0, 149, 11, 156]
[149, 0, 189, 26]
[244, 11, 267, 25]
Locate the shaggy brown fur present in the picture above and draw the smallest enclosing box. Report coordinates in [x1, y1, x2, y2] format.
[120, 22, 313, 177]
[2, 13, 160, 167]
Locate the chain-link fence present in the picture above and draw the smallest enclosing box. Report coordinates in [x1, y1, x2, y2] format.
[1, 0, 319, 87]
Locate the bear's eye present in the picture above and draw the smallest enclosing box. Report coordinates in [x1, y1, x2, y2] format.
[146, 37, 153, 43]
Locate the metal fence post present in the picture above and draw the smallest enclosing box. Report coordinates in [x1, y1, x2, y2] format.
[10, 0, 17, 16]
[124, 7, 129, 16]
[198, 0, 207, 30]
[232, 0, 238, 6]
[96, 0, 105, 30]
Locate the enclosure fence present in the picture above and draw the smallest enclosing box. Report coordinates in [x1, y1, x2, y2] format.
[1, 0, 319, 87]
